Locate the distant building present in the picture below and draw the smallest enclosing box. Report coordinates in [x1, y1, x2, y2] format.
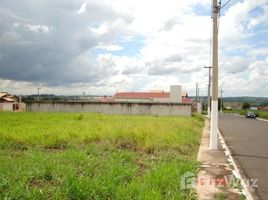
[0, 92, 25, 111]
[261, 106, 268, 111]
[112, 85, 193, 104]
[250, 107, 258, 111]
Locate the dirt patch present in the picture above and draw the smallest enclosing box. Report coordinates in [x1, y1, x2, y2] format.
[133, 158, 149, 176]
[29, 178, 61, 188]
[115, 138, 140, 152]
[44, 141, 68, 151]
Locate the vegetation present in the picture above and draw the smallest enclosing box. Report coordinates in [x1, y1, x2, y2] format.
[224, 109, 268, 119]
[242, 102, 250, 110]
[214, 193, 228, 200]
[0, 112, 204, 199]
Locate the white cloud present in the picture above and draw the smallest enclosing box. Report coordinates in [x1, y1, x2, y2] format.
[77, 2, 87, 14]
[24, 24, 52, 33]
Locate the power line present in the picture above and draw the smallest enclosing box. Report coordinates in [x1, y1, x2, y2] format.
[216, 0, 233, 33]
[219, 0, 233, 10]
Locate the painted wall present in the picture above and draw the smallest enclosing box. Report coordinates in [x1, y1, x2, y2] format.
[0, 103, 13, 111]
[0, 103, 26, 112]
[26, 102, 192, 116]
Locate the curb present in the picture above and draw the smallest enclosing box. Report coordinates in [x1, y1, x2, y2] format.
[256, 117, 268, 122]
[218, 130, 260, 200]
[196, 118, 242, 200]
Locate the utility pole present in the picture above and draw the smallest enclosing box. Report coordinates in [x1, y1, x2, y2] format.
[210, 0, 219, 150]
[196, 83, 198, 103]
[204, 66, 212, 117]
[220, 89, 224, 113]
[37, 87, 41, 102]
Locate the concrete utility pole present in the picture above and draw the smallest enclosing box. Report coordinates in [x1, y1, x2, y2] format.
[210, 0, 219, 150]
[196, 83, 198, 103]
[37, 87, 41, 102]
[220, 89, 224, 113]
[204, 66, 212, 117]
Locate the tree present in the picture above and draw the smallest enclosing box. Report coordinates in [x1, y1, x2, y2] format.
[218, 98, 222, 111]
[242, 102, 250, 110]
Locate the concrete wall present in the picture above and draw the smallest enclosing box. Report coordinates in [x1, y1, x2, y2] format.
[0, 103, 13, 111]
[0, 103, 26, 112]
[170, 85, 182, 103]
[26, 102, 192, 116]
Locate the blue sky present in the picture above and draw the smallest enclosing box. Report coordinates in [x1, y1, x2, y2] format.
[91, 36, 145, 58]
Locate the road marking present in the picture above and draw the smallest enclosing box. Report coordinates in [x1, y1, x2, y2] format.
[218, 130, 259, 200]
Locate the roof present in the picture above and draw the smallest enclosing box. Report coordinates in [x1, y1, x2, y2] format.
[113, 92, 170, 99]
[2, 97, 15, 102]
[0, 93, 18, 102]
[0, 93, 7, 98]
[113, 92, 193, 104]
[182, 97, 193, 103]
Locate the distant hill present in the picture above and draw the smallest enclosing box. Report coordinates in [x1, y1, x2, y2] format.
[222, 97, 268, 106]
[191, 96, 268, 106]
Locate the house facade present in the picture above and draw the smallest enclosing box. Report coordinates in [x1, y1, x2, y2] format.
[0, 92, 25, 111]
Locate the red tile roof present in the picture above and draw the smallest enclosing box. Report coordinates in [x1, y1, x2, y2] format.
[113, 92, 193, 103]
[182, 97, 193, 103]
[113, 92, 170, 99]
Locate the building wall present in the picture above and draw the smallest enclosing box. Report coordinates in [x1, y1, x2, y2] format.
[170, 85, 182, 103]
[0, 103, 13, 111]
[26, 102, 192, 116]
[0, 103, 26, 112]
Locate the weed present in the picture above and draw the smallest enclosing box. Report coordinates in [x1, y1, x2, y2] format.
[215, 193, 228, 200]
[43, 167, 53, 181]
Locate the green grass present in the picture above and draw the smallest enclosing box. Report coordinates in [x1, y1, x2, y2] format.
[0, 112, 204, 199]
[214, 193, 228, 200]
[223, 109, 243, 115]
[257, 111, 268, 119]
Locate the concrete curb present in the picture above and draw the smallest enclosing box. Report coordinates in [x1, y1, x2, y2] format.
[218, 130, 260, 200]
[196, 119, 241, 200]
[256, 117, 268, 122]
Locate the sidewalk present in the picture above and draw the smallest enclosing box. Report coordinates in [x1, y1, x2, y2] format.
[196, 118, 241, 200]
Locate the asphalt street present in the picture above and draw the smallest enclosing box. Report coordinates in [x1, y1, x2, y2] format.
[219, 114, 268, 200]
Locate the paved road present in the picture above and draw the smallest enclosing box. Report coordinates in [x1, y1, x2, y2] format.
[219, 114, 268, 200]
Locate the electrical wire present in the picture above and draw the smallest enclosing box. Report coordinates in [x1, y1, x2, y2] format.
[219, 0, 233, 10]
[209, 0, 231, 67]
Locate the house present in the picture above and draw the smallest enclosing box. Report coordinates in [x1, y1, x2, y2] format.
[112, 85, 193, 104]
[250, 106, 258, 111]
[0, 92, 25, 111]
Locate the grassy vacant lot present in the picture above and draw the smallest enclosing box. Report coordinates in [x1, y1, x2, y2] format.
[0, 112, 204, 200]
[224, 109, 268, 119]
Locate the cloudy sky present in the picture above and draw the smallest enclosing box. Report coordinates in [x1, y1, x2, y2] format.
[0, 0, 267, 96]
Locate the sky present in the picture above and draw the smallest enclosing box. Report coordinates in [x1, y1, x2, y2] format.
[0, 0, 268, 97]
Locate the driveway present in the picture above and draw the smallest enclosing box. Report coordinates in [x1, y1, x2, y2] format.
[219, 114, 268, 200]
